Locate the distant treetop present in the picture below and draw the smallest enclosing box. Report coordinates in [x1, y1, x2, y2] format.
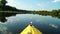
[0, 0, 7, 6]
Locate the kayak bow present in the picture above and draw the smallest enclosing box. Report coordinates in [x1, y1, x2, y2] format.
[20, 22, 42, 34]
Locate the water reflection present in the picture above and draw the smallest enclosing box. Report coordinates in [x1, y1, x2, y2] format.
[0, 12, 60, 23]
[33, 13, 60, 19]
[0, 13, 17, 23]
[0, 16, 7, 22]
[0, 13, 60, 34]
[0, 25, 12, 34]
[49, 24, 58, 29]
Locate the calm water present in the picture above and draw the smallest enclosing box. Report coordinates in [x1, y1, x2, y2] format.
[0, 14, 60, 34]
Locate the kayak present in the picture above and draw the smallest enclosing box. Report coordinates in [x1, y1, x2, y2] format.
[20, 22, 42, 34]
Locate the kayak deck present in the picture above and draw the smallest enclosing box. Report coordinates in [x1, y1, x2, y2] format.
[20, 25, 42, 34]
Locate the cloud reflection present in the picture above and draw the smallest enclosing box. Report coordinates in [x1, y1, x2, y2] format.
[49, 24, 58, 29]
[0, 26, 12, 34]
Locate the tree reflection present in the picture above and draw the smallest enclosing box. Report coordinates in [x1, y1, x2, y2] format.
[0, 13, 17, 23]
[0, 16, 7, 23]
[32, 9, 60, 19]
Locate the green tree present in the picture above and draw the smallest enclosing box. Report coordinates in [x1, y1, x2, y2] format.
[0, 0, 7, 6]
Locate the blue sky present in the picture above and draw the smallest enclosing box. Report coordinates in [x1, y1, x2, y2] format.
[6, 0, 60, 10]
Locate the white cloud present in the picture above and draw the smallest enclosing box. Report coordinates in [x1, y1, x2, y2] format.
[6, 0, 16, 6]
[37, 3, 46, 8]
[53, 0, 60, 2]
[6, 0, 24, 9]
[37, 2, 49, 8]
[6, 0, 14, 3]
[6, 0, 31, 10]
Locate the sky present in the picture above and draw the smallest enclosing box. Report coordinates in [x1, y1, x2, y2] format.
[6, 0, 60, 10]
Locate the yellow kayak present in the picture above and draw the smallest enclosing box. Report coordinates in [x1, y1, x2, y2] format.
[20, 22, 42, 34]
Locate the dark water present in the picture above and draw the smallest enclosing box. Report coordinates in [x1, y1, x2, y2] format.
[0, 14, 60, 34]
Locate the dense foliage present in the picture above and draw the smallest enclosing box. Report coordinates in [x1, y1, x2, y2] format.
[32, 9, 60, 18]
[0, 0, 7, 6]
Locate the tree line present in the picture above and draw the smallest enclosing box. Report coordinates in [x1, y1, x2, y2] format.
[0, 0, 60, 17]
[32, 9, 60, 18]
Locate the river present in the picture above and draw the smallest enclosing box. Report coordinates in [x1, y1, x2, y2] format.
[0, 14, 60, 34]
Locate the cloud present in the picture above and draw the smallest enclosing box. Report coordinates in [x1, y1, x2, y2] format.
[37, 2, 49, 9]
[6, 0, 30, 10]
[6, 0, 16, 6]
[37, 3, 46, 8]
[53, 0, 60, 2]
[37, 3, 45, 10]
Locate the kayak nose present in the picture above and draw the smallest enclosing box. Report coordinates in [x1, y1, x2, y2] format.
[20, 22, 43, 34]
[29, 22, 32, 26]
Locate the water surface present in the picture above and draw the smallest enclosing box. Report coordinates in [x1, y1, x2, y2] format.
[0, 14, 60, 34]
